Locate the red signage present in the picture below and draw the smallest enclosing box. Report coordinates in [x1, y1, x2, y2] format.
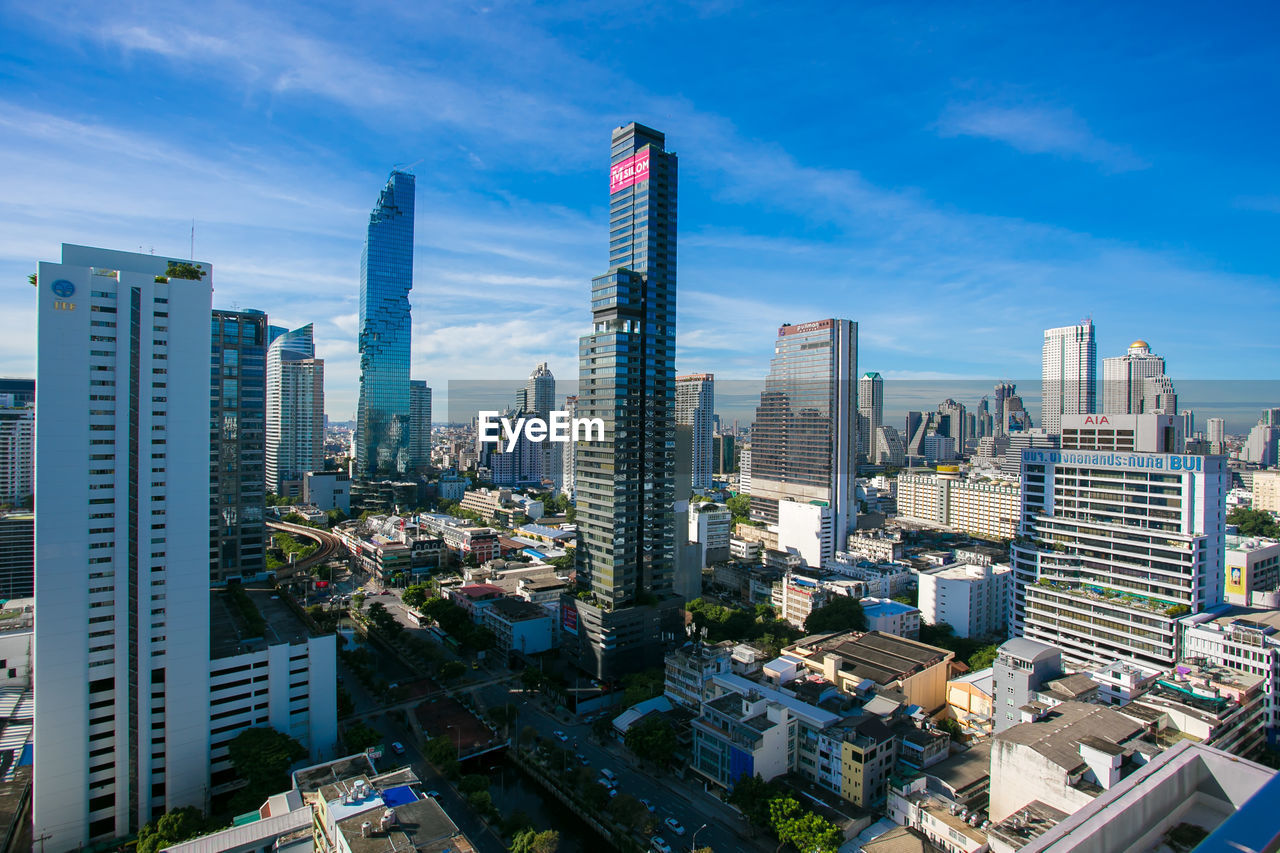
[779, 319, 835, 336]
[610, 149, 651, 193]
[1082, 416, 1111, 425]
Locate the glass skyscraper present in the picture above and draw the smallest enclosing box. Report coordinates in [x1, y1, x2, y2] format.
[355, 171, 415, 479]
[566, 122, 682, 680]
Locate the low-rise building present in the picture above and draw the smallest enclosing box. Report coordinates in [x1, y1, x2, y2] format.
[480, 597, 555, 656]
[946, 670, 994, 736]
[1180, 605, 1280, 748]
[1086, 660, 1161, 707]
[845, 530, 905, 563]
[303, 471, 351, 514]
[1223, 533, 1280, 605]
[826, 555, 916, 598]
[787, 631, 954, 713]
[917, 562, 1012, 639]
[689, 502, 732, 566]
[861, 598, 921, 639]
[665, 640, 733, 711]
[773, 572, 831, 628]
[1253, 469, 1280, 515]
[417, 513, 501, 563]
[443, 583, 506, 622]
[1121, 661, 1267, 758]
[729, 537, 762, 561]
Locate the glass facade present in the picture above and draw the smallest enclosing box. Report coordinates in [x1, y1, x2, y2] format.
[210, 309, 267, 583]
[749, 319, 858, 556]
[570, 122, 682, 679]
[409, 379, 431, 472]
[266, 324, 324, 494]
[356, 171, 415, 479]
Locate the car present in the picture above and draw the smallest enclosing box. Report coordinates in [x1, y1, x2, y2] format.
[608, 788, 618, 798]
[387, 682, 399, 691]
[391, 741, 405, 755]
[426, 790, 441, 798]
[650, 837, 672, 853]
[553, 731, 569, 742]
[664, 818, 685, 836]
[472, 660, 479, 670]
[381, 589, 393, 595]
[576, 753, 590, 766]
[639, 798, 656, 813]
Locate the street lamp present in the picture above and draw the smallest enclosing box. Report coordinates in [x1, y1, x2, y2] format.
[691, 823, 708, 852]
[446, 724, 461, 758]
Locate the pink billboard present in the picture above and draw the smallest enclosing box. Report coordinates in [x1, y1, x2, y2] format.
[609, 148, 651, 193]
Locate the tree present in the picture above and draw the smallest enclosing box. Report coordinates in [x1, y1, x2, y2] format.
[609, 793, 650, 830]
[341, 721, 382, 752]
[403, 583, 432, 610]
[510, 828, 560, 853]
[1228, 506, 1280, 538]
[623, 716, 677, 765]
[967, 643, 999, 671]
[227, 727, 306, 812]
[726, 493, 752, 524]
[459, 773, 489, 795]
[352, 592, 366, 610]
[519, 725, 538, 747]
[727, 774, 784, 827]
[621, 667, 665, 707]
[804, 596, 868, 634]
[137, 807, 212, 853]
[440, 660, 467, 680]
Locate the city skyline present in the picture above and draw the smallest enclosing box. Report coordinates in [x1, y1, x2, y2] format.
[2, 4, 1279, 422]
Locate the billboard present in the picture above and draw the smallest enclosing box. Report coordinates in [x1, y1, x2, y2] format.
[609, 148, 651, 193]
[779, 319, 835, 336]
[560, 601, 579, 636]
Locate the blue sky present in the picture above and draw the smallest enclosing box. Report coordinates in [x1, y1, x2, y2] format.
[2, 1, 1278, 423]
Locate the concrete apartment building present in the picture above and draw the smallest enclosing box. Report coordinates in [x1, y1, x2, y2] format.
[917, 561, 1012, 639]
[897, 467, 1021, 542]
[1223, 533, 1280, 605]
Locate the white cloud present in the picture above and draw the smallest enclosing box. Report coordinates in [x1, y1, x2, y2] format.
[937, 102, 1148, 173]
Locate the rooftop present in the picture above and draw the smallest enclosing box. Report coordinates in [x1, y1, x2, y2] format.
[1040, 673, 1099, 700]
[485, 597, 553, 622]
[922, 742, 992, 794]
[996, 701, 1145, 774]
[998, 637, 1062, 663]
[798, 631, 951, 685]
[211, 585, 315, 659]
[987, 799, 1071, 850]
[335, 790, 470, 853]
[292, 753, 378, 794]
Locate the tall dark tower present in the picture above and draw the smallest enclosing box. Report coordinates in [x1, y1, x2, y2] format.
[565, 122, 682, 680]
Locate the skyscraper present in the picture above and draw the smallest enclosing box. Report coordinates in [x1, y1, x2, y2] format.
[35, 245, 213, 847]
[561, 394, 578, 498]
[937, 398, 967, 450]
[1207, 417, 1226, 453]
[676, 373, 714, 491]
[266, 323, 324, 497]
[749, 319, 857, 565]
[211, 309, 267, 584]
[858, 371, 883, 464]
[355, 171, 415, 480]
[1041, 319, 1096, 434]
[566, 122, 682, 679]
[409, 380, 432, 472]
[526, 362, 555, 484]
[1103, 339, 1166, 414]
[0, 394, 33, 506]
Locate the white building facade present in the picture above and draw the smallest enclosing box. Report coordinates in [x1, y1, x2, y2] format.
[1041, 320, 1097, 435]
[918, 562, 1012, 639]
[0, 401, 33, 505]
[265, 324, 324, 496]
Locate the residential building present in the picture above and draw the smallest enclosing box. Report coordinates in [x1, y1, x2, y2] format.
[1181, 605, 1280, 750]
[874, 426, 905, 468]
[35, 245, 215, 847]
[937, 398, 967, 450]
[859, 372, 884, 463]
[786, 631, 954, 713]
[1223, 533, 1280, 605]
[303, 471, 351, 514]
[887, 744, 995, 853]
[0, 513, 33, 599]
[265, 324, 324, 496]
[739, 443, 752, 493]
[1241, 421, 1280, 466]
[992, 638, 1063, 733]
[1013, 428, 1227, 668]
[1041, 319, 1097, 435]
[896, 467, 1020, 541]
[749, 318, 858, 564]
[664, 640, 732, 711]
[211, 309, 269, 584]
[918, 562, 1012, 639]
[989, 701, 1149, 823]
[564, 122, 684, 679]
[0, 398, 33, 506]
[861, 598, 921, 639]
[1206, 416, 1226, 453]
[1086, 660, 1161, 707]
[1102, 340, 1167, 415]
[1142, 374, 1178, 415]
[459, 488, 527, 526]
[355, 171, 415, 480]
[416, 513, 500, 562]
[993, 381, 1033, 437]
[1122, 661, 1266, 758]
[677, 373, 714, 491]
[995, 740, 1275, 853]
[0, 378, 34, 407]
[840, 717, 898, 808]
[560, 394, 577, 498]
[688, 501, 731, 567]
[1254, 469, 1280, 515]
[480, 598, 555, 656]
[946, 670, 994, 736]
[409, 379, 431, 473]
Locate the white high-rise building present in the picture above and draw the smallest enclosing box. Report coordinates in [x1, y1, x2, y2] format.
[0, 399, 34, 505]
[35, 245, 213, 847]
[1103, 339, 1166, 414]
[858, 372, 883, 463]
[265, 324, 324, 496]
[1012, 415, 1227, 669]
[1207, 417, 1226, 451]
[561, 395, 577, 498]
[738, 443, 752, 493]
[676, 373, 714, 491]
[1041, 320, 1096, 434]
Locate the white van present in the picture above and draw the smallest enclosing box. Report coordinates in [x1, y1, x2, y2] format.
[600, 768, 617, 784]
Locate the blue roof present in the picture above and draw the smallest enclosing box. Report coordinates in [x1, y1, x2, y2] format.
[381, 785, 419, 808]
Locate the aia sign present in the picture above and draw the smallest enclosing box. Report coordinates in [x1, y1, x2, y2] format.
[1082, 416, 1111, 425]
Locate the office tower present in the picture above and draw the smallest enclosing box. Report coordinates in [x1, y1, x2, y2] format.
[858, 372, 883, 463]
[874, 426, 904, 467]
[1041, 319, 1096, 434]
[561, 395, 578, 498]
[1103, 339, 1166, 414]
[1207, 417, 1226, 453]
[1012, 415, 1227, 668]
[265, 324, 324, 497]
[409, 380, 432, 472]
[1143, 374, 1178, 415]
[1266, 408, 1280, 427]
[739, 444, 752, 493]
[0, 378, 34, 407]
[526, 362, 555, 484]
[567, 122, 682, 679]
[676, 373, 714, 491]
[937, 398, 967, 449]
[211, 309, 268, 585]
[1243, 421, 1280, 466]
[0, 511, 33, 598]
[0, 396, 33, 505]
[712, 432, 736, 475]
[355, 171, 415, 480]
[749, 319, 858, 565]
[35, 245, 213, 847]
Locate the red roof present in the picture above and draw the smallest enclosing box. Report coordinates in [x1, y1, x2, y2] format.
[457, 583, 505, 599]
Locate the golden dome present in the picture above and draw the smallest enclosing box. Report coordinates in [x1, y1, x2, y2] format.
[1130, 339, 1149, 349]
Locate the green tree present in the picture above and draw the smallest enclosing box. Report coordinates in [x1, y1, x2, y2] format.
[402, 583, 432, 610]
[726, 493, 752, 524]
[459, 773, 490, 795]
[609, 793, 650, 830]
[510, 828, 560, 853]
[623, 716, 677, 765]
[620, 667, 665, 706]
[967, 643, 999, 671]
[1228, 506, 1280, 538]
[227, 727, 306, 811]
[519, 724, 538, 747]
[440, 660, 467, 680]
[804, 596, 868, 634]
[727, 774, 784, 827]
[137, 807, 212, 853]
[341, 721, 382, 752]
